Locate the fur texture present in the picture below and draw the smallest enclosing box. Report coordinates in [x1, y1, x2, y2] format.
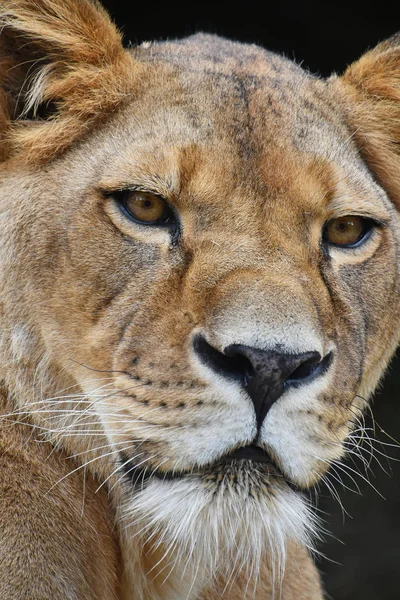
[335, 34, 400, 206]
[0, 1, 399, 598]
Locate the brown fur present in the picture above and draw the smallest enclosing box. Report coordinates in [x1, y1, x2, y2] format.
[0, 1, 399, 598]
[0, 0, 148, 162]
[0, 387, 120, 599]
[334, 34, 400, 206]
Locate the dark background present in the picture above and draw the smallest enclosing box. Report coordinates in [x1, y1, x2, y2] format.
[101, 2, 400, 598]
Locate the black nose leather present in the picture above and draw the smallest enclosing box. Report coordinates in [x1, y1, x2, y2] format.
[193, 335, 328, 427]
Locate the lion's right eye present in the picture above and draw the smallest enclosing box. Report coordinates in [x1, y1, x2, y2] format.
[117, 191, 176, 227]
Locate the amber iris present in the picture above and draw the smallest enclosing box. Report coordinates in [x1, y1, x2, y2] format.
[324, 216, 366, 246]
[123, 191, 168, 224]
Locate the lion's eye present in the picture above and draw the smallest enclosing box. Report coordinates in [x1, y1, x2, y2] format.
[323, 216, 373, 247]
[120, 191, 174, 226]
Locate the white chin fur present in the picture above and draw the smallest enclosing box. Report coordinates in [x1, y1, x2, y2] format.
[122, 468, 319, 588]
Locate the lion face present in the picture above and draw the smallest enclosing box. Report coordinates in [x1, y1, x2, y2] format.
[1, 1, 399, 586]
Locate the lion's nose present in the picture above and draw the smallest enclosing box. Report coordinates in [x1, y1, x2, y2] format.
[193, 335, 330, 428]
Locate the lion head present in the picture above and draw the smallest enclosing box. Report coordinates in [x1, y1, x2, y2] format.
[0, 1, 399, 595]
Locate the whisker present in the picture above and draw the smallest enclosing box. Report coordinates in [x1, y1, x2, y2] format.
[96, 449, 148, 492]
[44, 443, 136, 494]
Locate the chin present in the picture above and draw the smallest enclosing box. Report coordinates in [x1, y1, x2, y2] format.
[121, 451, 319, 582]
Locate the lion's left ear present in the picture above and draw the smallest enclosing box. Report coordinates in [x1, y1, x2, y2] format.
[334, 34, 400, 206]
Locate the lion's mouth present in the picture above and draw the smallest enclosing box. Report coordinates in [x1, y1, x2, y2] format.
[225, 444, 275, 464]
[119, 443, 284, 489]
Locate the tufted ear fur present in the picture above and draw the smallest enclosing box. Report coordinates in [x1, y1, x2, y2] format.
[0, 0, 143, 162]
[335, 34, 400, 206]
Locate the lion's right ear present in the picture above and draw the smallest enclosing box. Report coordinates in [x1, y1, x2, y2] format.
[334, 34, 400, 207]
[0, 0, 143, 163]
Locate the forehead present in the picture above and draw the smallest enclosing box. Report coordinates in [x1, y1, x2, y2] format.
[92, 34, 384, 216]
[127, 34, 350, 152]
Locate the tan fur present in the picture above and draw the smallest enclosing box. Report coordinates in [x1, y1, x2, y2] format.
[202, 543, 323, 600]
[0, 1, 399, 598]
[0, 0, 148, 162]
[0, 387, 120, 599]
[334, 34, 400, 206]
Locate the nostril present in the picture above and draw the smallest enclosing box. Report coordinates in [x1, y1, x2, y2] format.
[286, 351, 333, 386]
[193, 335, 252, 382]
[224, 346, 255, 378]
[287, 353, 321, 381]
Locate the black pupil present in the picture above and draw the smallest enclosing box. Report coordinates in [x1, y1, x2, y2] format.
[143, 199, 153, 208]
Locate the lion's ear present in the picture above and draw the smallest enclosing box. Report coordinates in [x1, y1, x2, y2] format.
[0, 0, 141, 163]
[334, 34, 400, 206]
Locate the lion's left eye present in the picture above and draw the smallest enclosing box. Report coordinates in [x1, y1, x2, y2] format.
[118, 191, 175, 226]
[323, 216, 374, 247]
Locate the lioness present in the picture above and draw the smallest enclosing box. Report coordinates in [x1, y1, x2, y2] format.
[0, 1, 399, 598]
